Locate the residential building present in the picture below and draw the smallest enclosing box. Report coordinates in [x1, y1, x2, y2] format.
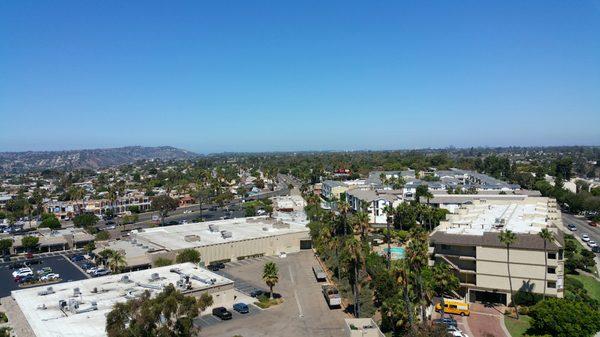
[346, 189, 402, 224]
[322, 180, 349, 200]
[429, 197, 564, 305]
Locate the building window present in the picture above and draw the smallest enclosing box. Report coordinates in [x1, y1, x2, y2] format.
[558, 249, 563, 260]
[548, 252, 557, 259]
[441, 244, 450, 250]
[548, 281, 556, 289]
[547, 267, 556, 274]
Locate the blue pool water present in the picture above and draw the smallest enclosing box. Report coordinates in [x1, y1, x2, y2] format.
[382, 247, 406, 259]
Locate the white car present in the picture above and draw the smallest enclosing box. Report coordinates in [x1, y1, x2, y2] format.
[12, 268, 32, 278]
[588, 240, 598, 248]
[581, 234, 590, 242]
[86, 267, 98, 274]
[41, 273, 60, 281]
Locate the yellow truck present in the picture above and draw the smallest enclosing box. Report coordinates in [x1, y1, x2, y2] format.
[435, 299, 470, 316]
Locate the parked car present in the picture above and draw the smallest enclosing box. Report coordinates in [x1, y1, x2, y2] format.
[12, 268, 32, 278]
[589, 222, 598, 227]
[568, 224, 577, 231]
[25, 259, 42, 266]
[233, 303, 249, 314]
[37, 267, 53, 275]
[588, 240, 598, 248]
[86, 267, 98, 274]
[93, 268, 110, 277]
[16, 275, 35, 284]
[71, 255, 86, 262]
[592, 246, 600, 253]
[207, 264, 219, 272]
[41, 273, 60, 281]
[9, 262, 27, 270]
[581, 234, 590, 242]
[25, 252, 34, 259]
[81, 262, 95, 270]
[212, 307, 232, 320]
[433, 317, 458, 327]
[250, 289, 265, 298]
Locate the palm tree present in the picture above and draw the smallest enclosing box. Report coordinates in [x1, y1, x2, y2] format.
[262, 261, 279, 299]
[538, 228, 555, 299]
[499, 229, 519, 318]
[432, 262, 460, 319]
[405, 229, 429, 321]
[382, 204, 395, 269]
[108, 250, 126, 273]
[337, 200, 351, 236]
[345, 237, 365, 317]
[354, 211, 370, 241]
[393, 259, 415, 329]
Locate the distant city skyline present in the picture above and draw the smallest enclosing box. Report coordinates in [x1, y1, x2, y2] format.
[1, 1, 599, 153]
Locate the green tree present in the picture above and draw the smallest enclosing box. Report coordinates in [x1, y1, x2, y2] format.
[345, 237, 365, 317]
[382, 204, 395, 269]
[176, 248, 201, 264]
[538, 228, 555, 299]
[154, 257, 173, 267]
[431, 262, 459, 319]
[499, 229, 519, 318]
[0, 239, 13, 256]
[529, 298, 600, 337]
[95, 231, 110, 241]
[21, 236, 39, 252]
[262, 261, 279, 299]
[405, 228, 429, 321]
[39, 214, 61, 230]
[415, 185, 432, 204]
[152, 195, 179, 225]
[106, 284, 209, 337]
[73, 213, 99, 229]
[108, 250, 126, 273]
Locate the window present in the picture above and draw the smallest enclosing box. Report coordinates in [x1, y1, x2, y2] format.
[548, 252, 557, 259]
[548, 281, 556, 289]
[558, 249, 563, 260]
[441, 244, 450, 250]
[547, 267, 556, 274]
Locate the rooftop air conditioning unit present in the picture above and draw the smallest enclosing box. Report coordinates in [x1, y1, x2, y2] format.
[149, 273, 160, 281]
[221, 230, 232, 239]
[120, 275, 132, 283]
[73, 288, 81, 297]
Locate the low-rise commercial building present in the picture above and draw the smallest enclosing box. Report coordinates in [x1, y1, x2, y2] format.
[429, 197, 564, 305]
[105, 216, 311, 267]
[5, 228, 94, 254]
[11, 263, 234, 337]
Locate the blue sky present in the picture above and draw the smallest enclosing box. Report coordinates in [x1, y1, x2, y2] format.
[1, 1, 599, 153]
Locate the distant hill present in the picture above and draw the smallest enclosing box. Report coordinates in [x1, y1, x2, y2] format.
[0, 146, 198, 173]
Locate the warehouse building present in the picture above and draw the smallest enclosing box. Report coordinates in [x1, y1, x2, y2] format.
[429, 197, 564, 305]
[11, 263, 234, 337]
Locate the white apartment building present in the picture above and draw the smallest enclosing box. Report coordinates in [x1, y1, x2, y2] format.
[429, 197, 564, 305]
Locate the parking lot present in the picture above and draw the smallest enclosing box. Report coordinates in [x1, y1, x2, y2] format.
[197, 250, 348, 337]
[0, 253, 89, 297]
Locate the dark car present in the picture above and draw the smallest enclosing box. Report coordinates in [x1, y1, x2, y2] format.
[568, 224, 577, 231]
[433, 317, 458, 327]
[250, 289, 265, 298]
[25, 259, 42, 266]
[215, 262, 225, 269]
[9, 262, 26, 269]
[207, 264, 220, 272]
[71, 255, 85, 262]
[15, 275, 35, 283]
[593, 246, 600, 253]
[81, 262, 95, 270]
[233, 303, 249, 314]
[212, 307, 232, 320]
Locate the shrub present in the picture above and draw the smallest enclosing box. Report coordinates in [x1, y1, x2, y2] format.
[529, 298, 600, 337]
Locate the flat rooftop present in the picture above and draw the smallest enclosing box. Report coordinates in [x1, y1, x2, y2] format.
[11, 263, 233, 337]
[440, 198, 556, 235]
[131, 216, 309, 251]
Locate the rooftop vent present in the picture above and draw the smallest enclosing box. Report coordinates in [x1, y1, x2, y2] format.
[120, 275, 132, 283]
[208, 224, 220, 232]
[221, 230, 232, 239]
[73, 288, 81, 297]
[37, 287, 54, 296]
[184, 235, 201, 242]
[149, 273, 160, 281]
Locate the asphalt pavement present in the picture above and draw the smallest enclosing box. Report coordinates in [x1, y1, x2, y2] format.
[563, 213, 600, 250]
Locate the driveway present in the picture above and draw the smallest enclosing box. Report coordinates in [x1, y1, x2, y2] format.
[466, 303, 510, 337]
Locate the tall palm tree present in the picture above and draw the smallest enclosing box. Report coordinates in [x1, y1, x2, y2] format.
[337, 200, 351, 236]
[538, 228, 555, 299]
[405, 229, 429, 321]
[108, 250, 126, 273]
[354, 211, 370, 241]
[382, 204, 395, 269]
[432, 262, 460, 319]
[393, 259, 415, 329]
[345, 237, 365, 317]
[262, 261, 279, 299]
[499, 230, 519, 318]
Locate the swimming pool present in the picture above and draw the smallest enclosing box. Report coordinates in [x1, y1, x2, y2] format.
[382, 247, 406, 260]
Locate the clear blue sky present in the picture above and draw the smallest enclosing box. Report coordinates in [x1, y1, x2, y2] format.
[1, 1, 599, 153]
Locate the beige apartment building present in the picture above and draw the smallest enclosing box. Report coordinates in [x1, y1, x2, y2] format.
[429, 197, 564, 305]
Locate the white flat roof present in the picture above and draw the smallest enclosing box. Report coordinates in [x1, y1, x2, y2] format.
[11, 263, 233, 337]
[444, 201, 550, 235]
[131, 216, 309, 251]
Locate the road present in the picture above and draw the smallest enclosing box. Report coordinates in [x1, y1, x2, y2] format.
[562, 213, 600, 252]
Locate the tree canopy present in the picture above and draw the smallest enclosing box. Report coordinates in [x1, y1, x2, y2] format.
[175, 249, 201, 264]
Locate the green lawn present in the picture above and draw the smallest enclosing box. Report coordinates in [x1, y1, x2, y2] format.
[504, 315, 532, 337]
[567, 274, 600, 302]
